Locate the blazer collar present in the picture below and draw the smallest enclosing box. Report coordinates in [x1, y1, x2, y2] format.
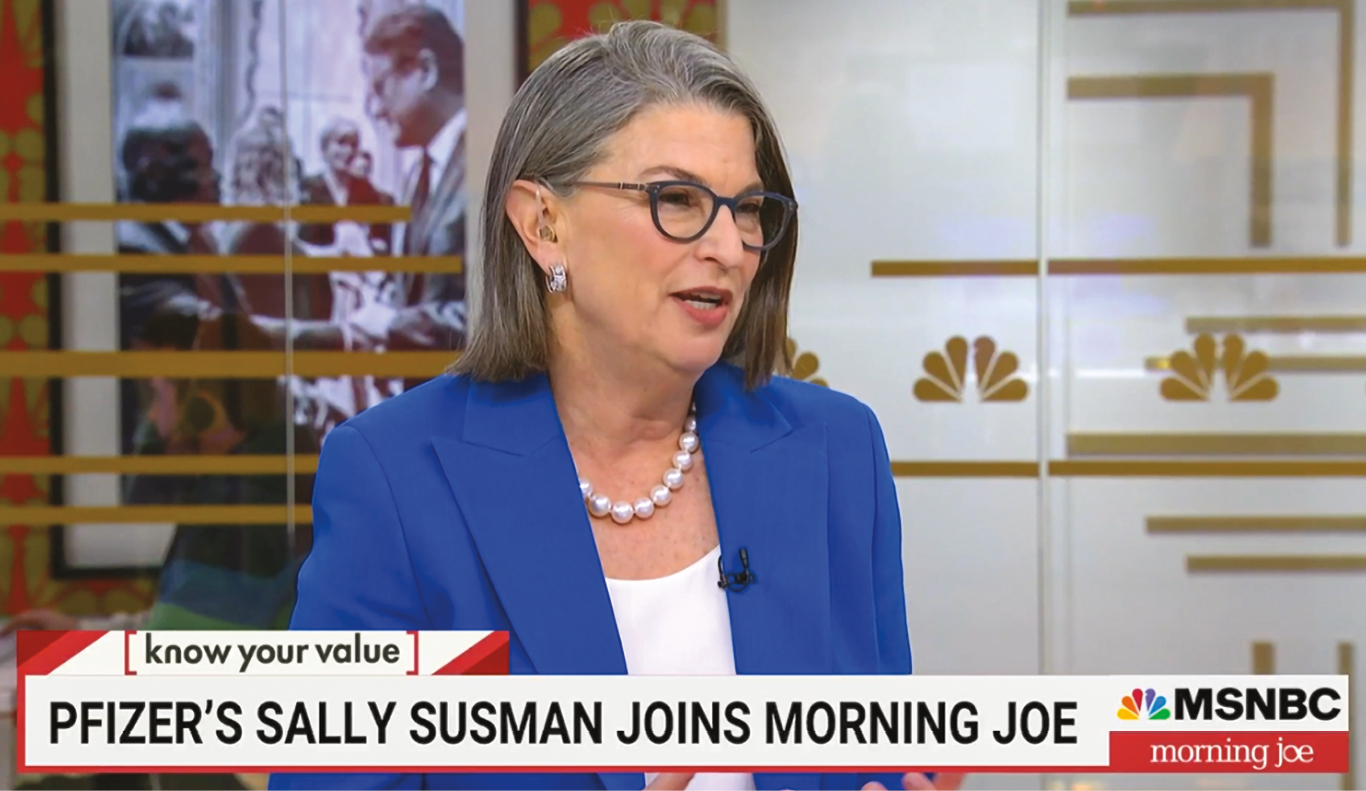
[455, 364, 794, 454]
[431, 364, 832, 790]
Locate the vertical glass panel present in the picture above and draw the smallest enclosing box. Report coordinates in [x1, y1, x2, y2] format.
[1050, 1, 1365, 788]
[108, 0, 295, 636]
[279, 0, 467, 597]
[729, 0, 1045, 710]
[282, 0, 467, 434]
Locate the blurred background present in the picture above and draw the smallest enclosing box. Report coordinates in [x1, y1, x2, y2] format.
[2, 0, 1364, 789]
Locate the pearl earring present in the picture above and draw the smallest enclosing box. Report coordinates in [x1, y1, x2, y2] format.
[546, 264, 567, 293]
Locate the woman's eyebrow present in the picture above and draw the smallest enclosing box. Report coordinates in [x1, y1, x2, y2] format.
[639, 165, 765, 192]
[639, 165, 708, 183]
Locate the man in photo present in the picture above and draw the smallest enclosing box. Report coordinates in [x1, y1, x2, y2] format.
[358, 4, 467, 352]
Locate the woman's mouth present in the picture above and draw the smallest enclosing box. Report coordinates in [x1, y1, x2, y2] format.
[670, 288, 732, 329]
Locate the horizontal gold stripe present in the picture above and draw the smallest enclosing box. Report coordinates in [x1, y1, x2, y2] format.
[0, 204, 408, 223]
[1052, 257, 1366, 275]
[14, 456, 1362, 479]
[1069, 73, 1270, 100]
[870, 261, 1039, 277]
[889, 461, 1040, 477]
[889, 460, 1366, 477]
[870, 258, 1366, 277]
[1146, 354, 1366, 372]
[0, 351, 455, 378]
[0, 254, 461, 274]
[1068, 432, 1366, 456]
[1150, 516, 1366, 533]
[1261, 356, 1366, 372]
[1186, 315, 1366, 334]
[1069, 0, 1341, 16]
[0, 505, 312, 525]
[1049, 459, 1366, 476]
[0, 456, 319, 475]
[1188, 554, 1366, 572]
[12, 456, 1363, 480]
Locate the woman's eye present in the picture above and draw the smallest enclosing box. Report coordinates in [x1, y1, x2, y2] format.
[658, 189, 695, 206]
[737, 200, 764, 216]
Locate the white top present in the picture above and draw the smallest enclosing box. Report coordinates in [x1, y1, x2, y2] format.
[605, 546, 756, 791]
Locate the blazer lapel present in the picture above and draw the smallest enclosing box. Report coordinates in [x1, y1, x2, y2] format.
[430, 375, 642, 791]
[695, 367, 832, 791]
[431, 374, 625, 674]
[432, 367, 829, 790]
[695, 366, 833, 676]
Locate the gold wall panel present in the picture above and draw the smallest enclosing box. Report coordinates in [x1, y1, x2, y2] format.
[1150, 515, 1366, 533]
[871, 257, 1366, 277]
[0, 350, 456, 378]
[0, 505, 312, 526]
[0, 254, 462, 274]
[1188, 555, 1366, 571]
[887, 460, 1366, 477]
[1067, 433, 1366, 456]
[1068, 0, 1354, 245]
[0, 203, 408, 223]
[0, 455, 319, 475]
[1187, 315, 1366, 334]
[1068, 74, 1273, 246]
[1252, 641, 1276, 674]
[1149, 354, 1366, 372]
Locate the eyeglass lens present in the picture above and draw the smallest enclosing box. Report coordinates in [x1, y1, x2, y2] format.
[653, 183, 789, 249]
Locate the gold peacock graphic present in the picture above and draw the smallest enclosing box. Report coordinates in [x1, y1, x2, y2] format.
[786, 338, 828, 387]
[913, 336, 1028, 403]
[1160, 333, 1278, 402]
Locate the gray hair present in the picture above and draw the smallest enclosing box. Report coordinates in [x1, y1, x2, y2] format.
[318, 116, 359, 153]
[452, 21, 798, 388]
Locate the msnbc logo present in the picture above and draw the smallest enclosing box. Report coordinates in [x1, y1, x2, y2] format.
[1119, 688, 1171, 720]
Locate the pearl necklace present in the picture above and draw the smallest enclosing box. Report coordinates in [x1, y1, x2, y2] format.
[579, 405, 698, 525]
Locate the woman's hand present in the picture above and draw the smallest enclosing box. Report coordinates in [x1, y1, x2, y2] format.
[644, 773, 695, 790]
[333, 222, 374, 257]
[862, 772, 966, 790]
[0, 609, 79, 634]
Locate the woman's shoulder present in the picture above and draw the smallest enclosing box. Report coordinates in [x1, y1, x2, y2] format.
[704, 363, 882, 450]
[336, 373, 472, 449]
[755, 369, 878, 431]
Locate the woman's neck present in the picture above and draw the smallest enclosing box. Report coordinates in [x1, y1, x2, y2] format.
[547, 342, 697, 456]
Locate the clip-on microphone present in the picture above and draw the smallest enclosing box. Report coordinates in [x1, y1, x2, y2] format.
[717, 547, 756, 593]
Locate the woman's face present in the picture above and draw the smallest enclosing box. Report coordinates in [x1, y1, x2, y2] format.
[555, 103, 763, 380]
[324, 128, 360, 175]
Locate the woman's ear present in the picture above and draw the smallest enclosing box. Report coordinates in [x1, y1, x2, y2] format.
[506, 179, 564, 273]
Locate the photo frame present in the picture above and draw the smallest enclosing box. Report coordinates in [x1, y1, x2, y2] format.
[517, 0, 724, 84]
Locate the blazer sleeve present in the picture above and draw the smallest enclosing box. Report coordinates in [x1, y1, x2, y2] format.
[269, 425, 428, 791]
[855, 406, 915, 791]
[866, 404, 911, 674]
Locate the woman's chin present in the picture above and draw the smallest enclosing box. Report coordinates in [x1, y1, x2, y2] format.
[662, 345, 727, 379]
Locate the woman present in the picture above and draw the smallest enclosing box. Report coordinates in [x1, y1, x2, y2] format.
[273, 21, 922, 791]
[298, 117, 394, 253]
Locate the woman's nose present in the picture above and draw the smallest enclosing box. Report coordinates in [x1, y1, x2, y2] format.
[702, 204, 749, 267]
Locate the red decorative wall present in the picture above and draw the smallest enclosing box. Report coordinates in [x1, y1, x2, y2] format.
[525, 0, 721, 76]
[0, 0, 153, 617]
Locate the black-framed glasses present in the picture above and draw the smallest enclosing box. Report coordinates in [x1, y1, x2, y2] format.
[570, 180, 797, 252]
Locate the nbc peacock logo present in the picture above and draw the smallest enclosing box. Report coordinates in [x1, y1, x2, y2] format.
[1118, 688, 1171, 720]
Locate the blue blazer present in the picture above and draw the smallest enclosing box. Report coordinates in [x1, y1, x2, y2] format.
[271, 363, 911, 791]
